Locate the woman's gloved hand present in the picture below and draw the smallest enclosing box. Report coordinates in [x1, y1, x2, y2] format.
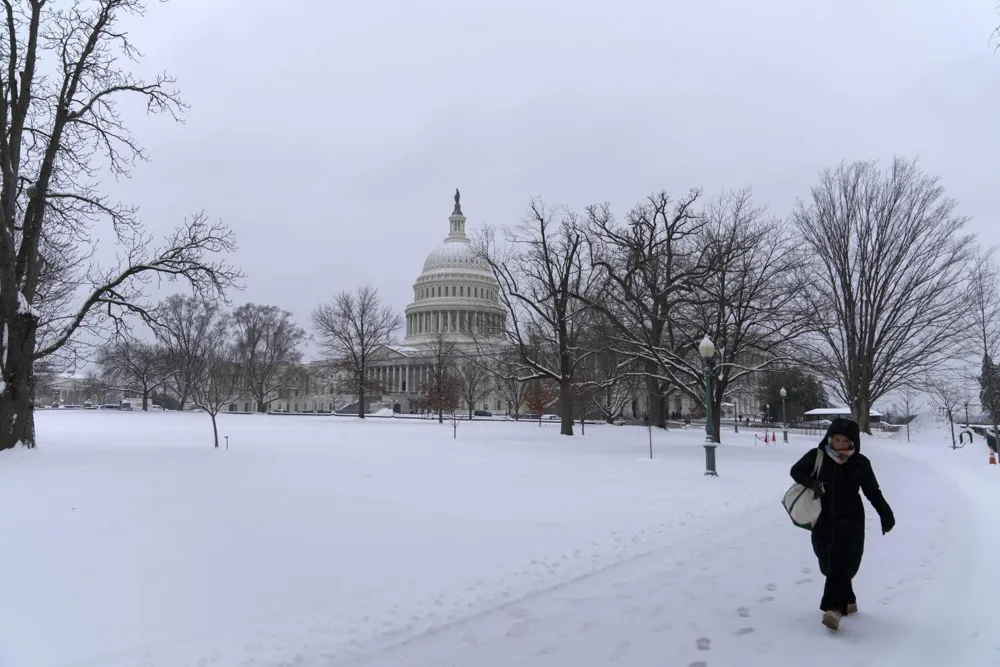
[810, 480, 825, 498]
[880, 513, 895, 535]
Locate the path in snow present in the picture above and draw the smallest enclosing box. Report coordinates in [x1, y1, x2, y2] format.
[339, 444, 997, 667]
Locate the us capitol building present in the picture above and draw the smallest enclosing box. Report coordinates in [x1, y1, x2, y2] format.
[270, 191, 512, 416]
[266, 190, 700, 420]
[360, 190, 509, 415]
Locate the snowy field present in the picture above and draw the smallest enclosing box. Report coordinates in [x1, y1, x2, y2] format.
[1, 412, 998, 667]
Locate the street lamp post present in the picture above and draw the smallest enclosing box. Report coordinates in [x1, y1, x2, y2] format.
[766, 403, 771, 424]
[699, 336, 718, 477]
[780, 386, 788, 443]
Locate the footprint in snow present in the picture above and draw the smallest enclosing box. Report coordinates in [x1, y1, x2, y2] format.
[609, 641, 630, 662]
[696, 637, 712, 651]
[765, 583, 778, 592]
[757, 596, 775, 604]
[689, 662, 708, 667]
[732, 628, 756, 636]
[737, 607, 751, 618]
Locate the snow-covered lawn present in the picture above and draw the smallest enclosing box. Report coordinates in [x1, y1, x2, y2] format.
[0, 412, 997, 667]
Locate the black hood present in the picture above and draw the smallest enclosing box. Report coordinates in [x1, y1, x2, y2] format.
[822, 417, 861, 453]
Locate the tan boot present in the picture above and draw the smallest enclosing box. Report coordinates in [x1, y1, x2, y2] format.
[822, 610, 842, 630]
[846, 603, 858, 615]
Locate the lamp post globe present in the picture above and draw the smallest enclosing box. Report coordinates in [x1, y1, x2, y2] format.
[780, 386, 788, 443]
[699, 336, 718, 476]
[698, 336, 716, 359]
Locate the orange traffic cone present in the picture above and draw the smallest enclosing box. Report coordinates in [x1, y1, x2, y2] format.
[990, 450, 996, 465]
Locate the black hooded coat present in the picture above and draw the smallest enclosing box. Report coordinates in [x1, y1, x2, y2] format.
[789, 419, 895, 584]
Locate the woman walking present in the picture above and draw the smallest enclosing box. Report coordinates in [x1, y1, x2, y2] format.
[790, 417, 895, 631]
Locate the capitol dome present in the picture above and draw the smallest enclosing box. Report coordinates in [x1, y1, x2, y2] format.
[420, 238, 491, 275]
[403, 191, 506, 346]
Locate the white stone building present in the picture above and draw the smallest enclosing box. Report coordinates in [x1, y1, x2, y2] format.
[365, 191, 509, 415]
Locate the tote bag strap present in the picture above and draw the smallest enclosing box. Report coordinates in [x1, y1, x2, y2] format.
[811, 448, 823, 478]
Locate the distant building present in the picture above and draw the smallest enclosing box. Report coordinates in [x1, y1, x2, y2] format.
[803, 408, 882, 425]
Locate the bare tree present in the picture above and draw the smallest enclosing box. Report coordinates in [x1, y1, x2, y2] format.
[897, 386, 922, 443]
[447, 409, 461, 439]
[97, 337, 174, 411]
[0, 1, 241, 450]
[81, 372, 109, 406]
[475, 201, 599, 435]
[311, 285, 401, 418]
[154, 295, 225, 410]
[584, 189, 704, 428]
[189, 322, 242, 448]
[232, 303, 305, 413]
[680, 190, 807, 441]
[587, 189, 803, 442]
[478, 346, 530, 419]
[924, 372, 972, 449]
[579, 300, 641, 424]
[420, 333, 459, 423]
[456, 353, 490, 419]
[794, 157, 976, 435]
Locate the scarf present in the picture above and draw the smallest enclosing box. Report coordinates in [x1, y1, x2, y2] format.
[825, 444, 852, 464]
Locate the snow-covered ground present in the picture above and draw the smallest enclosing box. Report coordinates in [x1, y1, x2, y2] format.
[0, 412, 997, 667]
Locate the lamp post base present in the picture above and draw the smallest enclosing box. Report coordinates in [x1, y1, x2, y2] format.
[783, 429, 788, 443]
[703, 444, 718, 476]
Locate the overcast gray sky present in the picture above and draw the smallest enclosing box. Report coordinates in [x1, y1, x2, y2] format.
[105, 0, 1000, 358]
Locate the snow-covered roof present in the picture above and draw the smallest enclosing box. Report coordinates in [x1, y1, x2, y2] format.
[804, 408, 883, 417]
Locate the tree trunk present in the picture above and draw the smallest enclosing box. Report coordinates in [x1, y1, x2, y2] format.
[210, 412, 219, 448]
[644, 371, 666, 429]
[0, 313, 38, 450]
[142, 389, 150, 411]
[453, 423, 457, 439]
[438, 408, 443, 424]
[559, 378, 574, 436]
[580, 415, 585, 435]
[357, 371, 366, 419]
[853, 396, 872, 435]
[178, 379, 189, 412]
[468, 402, 473, 420]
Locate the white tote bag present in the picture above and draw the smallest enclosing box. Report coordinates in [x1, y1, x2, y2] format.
[782, 449, 824, 530]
